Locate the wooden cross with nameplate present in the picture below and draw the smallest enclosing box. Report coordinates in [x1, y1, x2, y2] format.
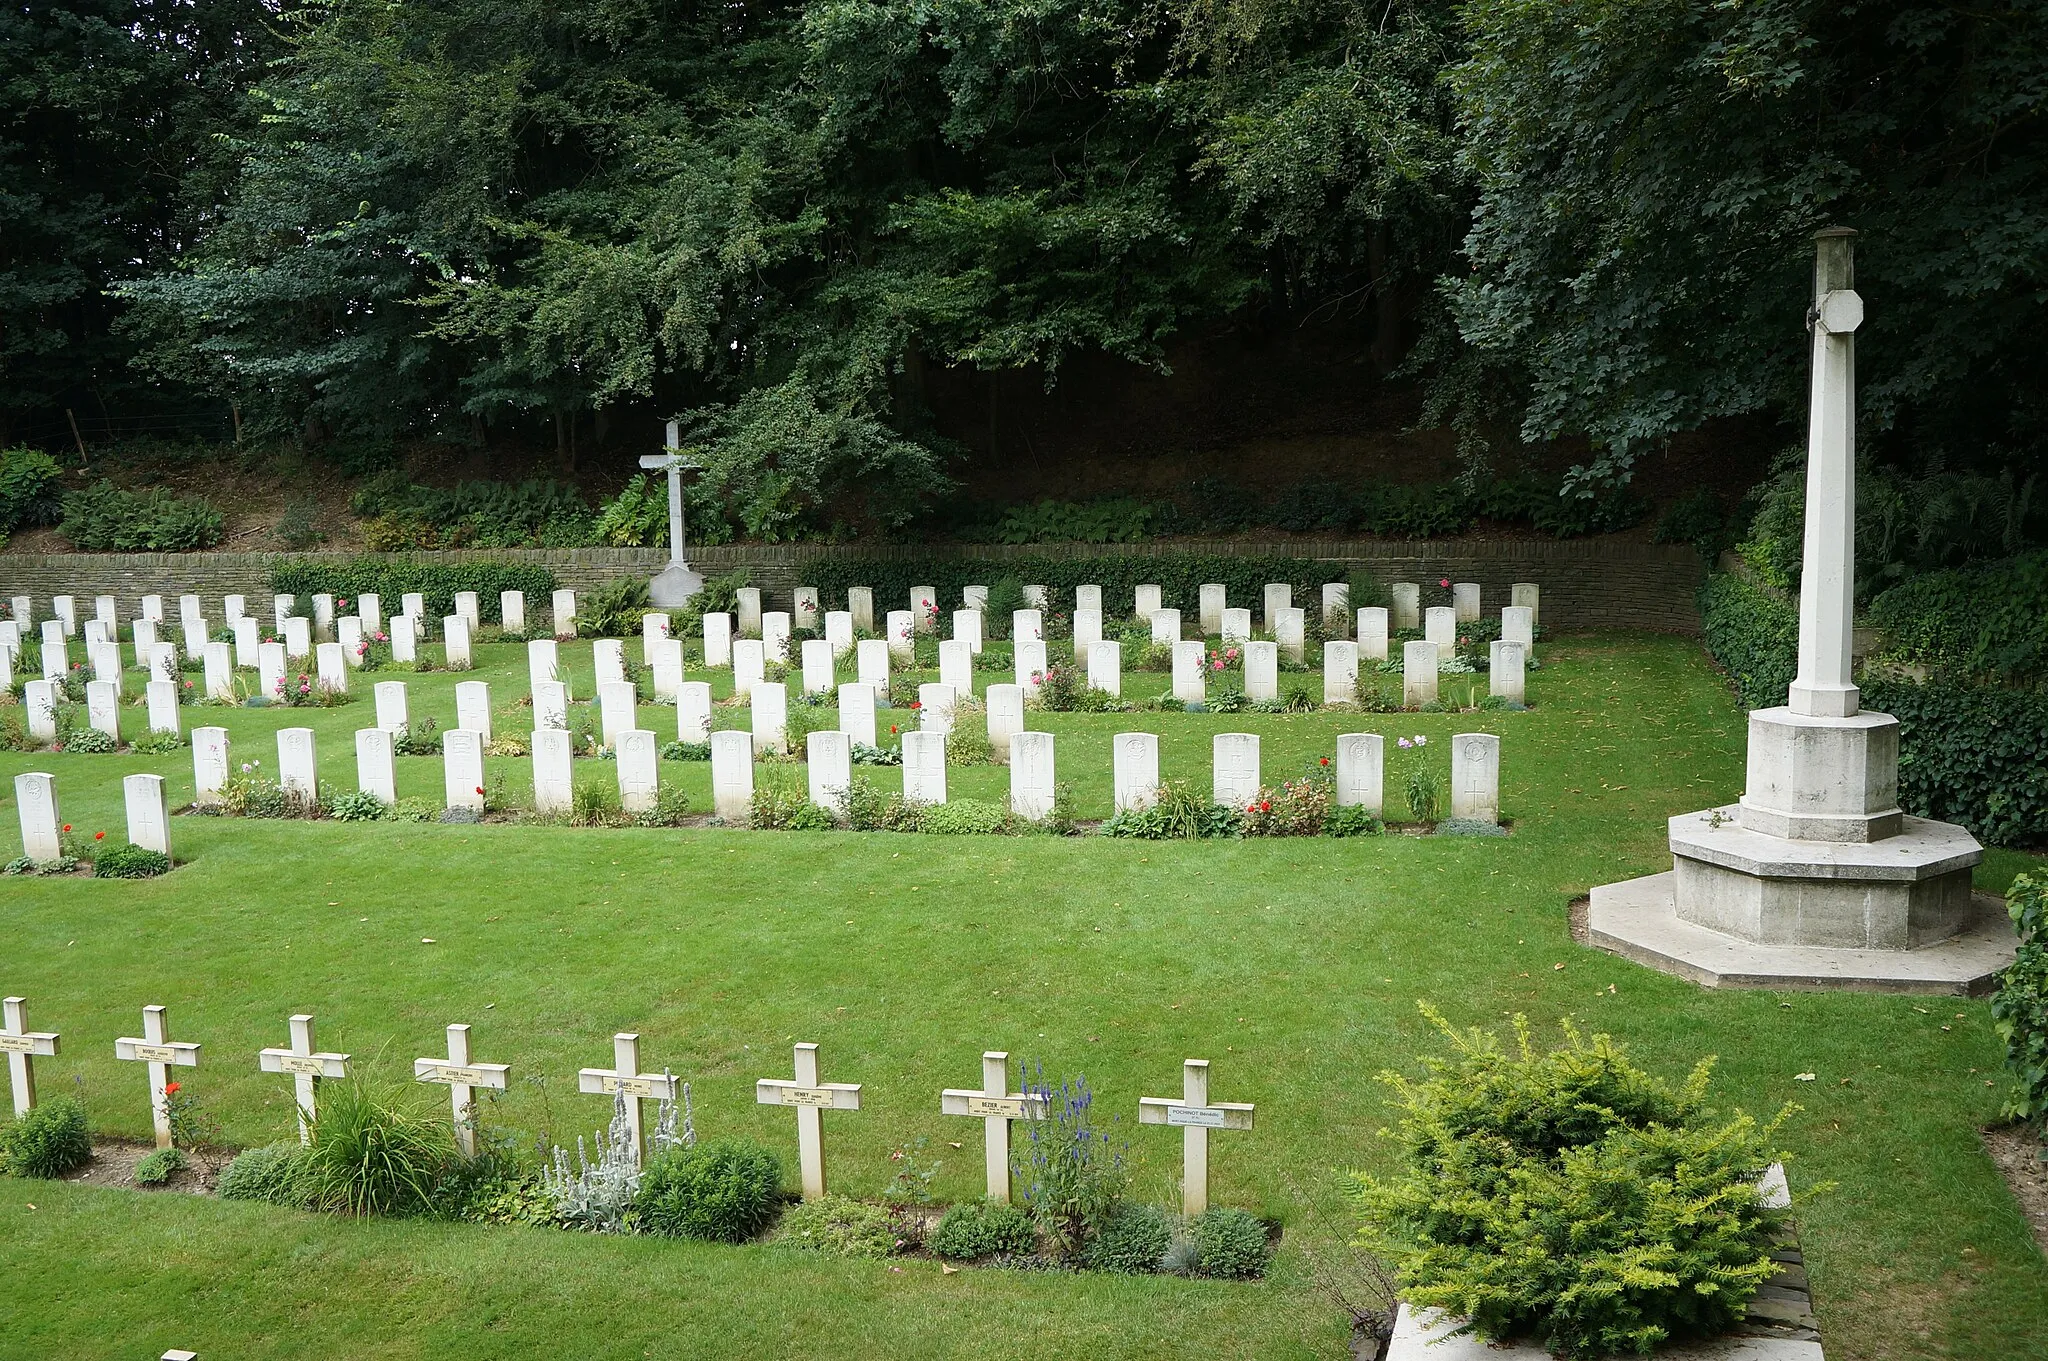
[258, 1013, 350, 1145]
[414, 1023, 511, 1158]
[1138, 1058, 1254, 1216]
[940, 1050, 1047, 1202]
[115, 1004, 201, 1149]
[578, 1032, 679, 1168]
[756, 1041, 862, 1200]
[1, 996, 59, 1118]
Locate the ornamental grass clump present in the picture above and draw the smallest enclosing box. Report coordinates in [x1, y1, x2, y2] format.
[1352, 1006, 1796, 1360]
[307, 1079, 454, 1217]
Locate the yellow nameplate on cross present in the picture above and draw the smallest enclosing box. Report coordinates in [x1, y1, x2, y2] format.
[277, 1055, 326, 1077]
[129, 1043, 178, 1063]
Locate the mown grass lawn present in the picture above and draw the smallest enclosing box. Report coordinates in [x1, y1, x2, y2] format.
[1, 633, 2043, 1359]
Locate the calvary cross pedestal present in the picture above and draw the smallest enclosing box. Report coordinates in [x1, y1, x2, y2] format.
[1589, 229, 2015, 994]
[641, 421, 705, 609]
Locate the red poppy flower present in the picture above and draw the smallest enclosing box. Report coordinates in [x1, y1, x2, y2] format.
[1260, 801, 1272, 812]
[1319, 756, 1330, 766]
[889, 724, 899, 734]
[475, 786, 485, 796]
[94, 831, 105, 841]
[62, 824, 71, 833]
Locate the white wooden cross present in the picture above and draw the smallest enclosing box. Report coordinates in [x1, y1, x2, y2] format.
[638, 422, 703, 569]
[1138, 1058, 1254, 1216]
[1, 996, 60, 1117]
[115, 1004, 202, 1149]
[578, 1032, 679, 1168]
[258, 1013, 350, 1145]
[414, 1023, 510, 1159]
[756, 1041, 862, 1200]
[941, 1050, 1046, 1202]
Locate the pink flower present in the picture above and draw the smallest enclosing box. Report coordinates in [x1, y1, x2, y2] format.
[1398, 737, 1412, 749]
[1439, 578, 1450, 588]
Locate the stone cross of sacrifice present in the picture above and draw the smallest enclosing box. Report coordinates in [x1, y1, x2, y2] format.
[1138, 1058, 1254, 1216]
[638, 421, 702, 569]
[258, 1013, 351, 1145]
[414, 1023, 510, 1159]
[1, 996, 60, 1118]
[1790, 226, 1865, 720]
[579, 1032, 680, 1168]
[115, 1004, 202, 1149]
[940, 1050, 1047, 1202]
[756, 1041, 863, 1201]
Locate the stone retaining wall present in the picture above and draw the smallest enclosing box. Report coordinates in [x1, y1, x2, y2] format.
[2, 538, 1707, 632]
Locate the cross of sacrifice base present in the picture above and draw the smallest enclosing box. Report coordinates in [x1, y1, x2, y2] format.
[115, 1004, 202, 1149]
[1138, 1058, 1254, 1216]
[258, 1013, 351, 1145]
[1, 996, 60, 1117]
[756, 1042, 862, 1200]
[414, 1023, 510, 1159]
[579, 1032, 680, 1168]
[940, 1050, 1048, 1202]
[639, 421, 706, 608]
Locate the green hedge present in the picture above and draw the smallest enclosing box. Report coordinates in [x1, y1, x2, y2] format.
[1862, 676, 2048, 849]
[269, 559, 558, 625]
[1696, 573, 1797, 710]
[1867, 552, 2048, 687]
[806, 552, 1353, 619]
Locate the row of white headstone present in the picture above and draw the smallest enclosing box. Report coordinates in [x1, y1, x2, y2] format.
[0, 997, 1253, 1214]
[3, 587, 589, 651]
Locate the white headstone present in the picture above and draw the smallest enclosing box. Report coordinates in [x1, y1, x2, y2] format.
[9, 596, 29, 625]
[824, 610, 854, 657]
[0, 637, 11, 692]
[1335, 733, 1383, 814]
[91, 640, 121, 688]
[594, 638, 627, 688]
[1150, 608, 1181, 645]
[39, 630, 65, 681]
[1452, 732, 1500, 823]
[1511, 582, 1540, 626]
[1134, 584, 1162, 620]
[793, 587, 821, 632]
[1452, 582, 1481, 623]
[1274, 606, 1305, 664]
[454, 591, 480, 632]
[456, 680, 492, 741]
[1013, 639, 1047, 695]
[259, 641, 286, 701]
[26, 678, 59, 738]
[500, 590, 526, 635]
[284, 615, 311, 660]
[1244, 640, 1278, 701]
[985, 683, 1024, 761]
[1171, 640, 1205, 705]
[751, 682, 788, 755]
[918, 682, 956, 736]
[1009, 731, 1056, 819]
[801, 639, 835, 696]
[533, 680, 570, 734]
[640, 612, 670, 666]
[962, 585, 989, 611]
[599, 680, 638, 748]
[355, 728, 397, 805]
[1072, 607, 1102, 665]
[338, 615, 363, 666]
[357, 593, 382, 635]
[1087, 640, 1121, 697]
[442, 616, 472, 669]
[147, 641, 178, 686]
[1389, 583, 1421, 630]
[902, 729, 946, 805]
[1403, 639, 1439, 707]
[552, 589, 577, 637]
[192, 726, 229, 805]
[885, 610, 915, 664]
[1075, 584, 1103, 614]
[444, 729, 485, 811]
[15, 772, 59, 861]
[615, 729, 658, 813]
[1501, 604, 1534, 657]
[651, 636, 684, 702]
[910, 585, 937, 633]
[1012, 608, 1043, 644]
[855, 638, 890, 689]
[146, 680, 179, 735]
[1213, 733, 1260, 807]
[1261, 583, 1291, 630]
[84, 618, 107, 648]
[1357, 607, 1390, 661]
[1220, 607, 1251, 645]
[132, 616, 157, 667]
[1197, 583, 1226, 636]
[733, 639, 765, 701]
[124, 773, 172, 858]
[1489, 640, 1526, 706]
[807, 729, 851, 816]
[952, 609, 984, 656]
[1321, 582, 1350, 634]
[95, 594, 117, 626]
[1021, 584, 1048, 608]
[702, 612, 734, 668]
[147, 593, 171, 624]
[532, 727, 574, 813]
[676, 681, 713, 743]
[180, 618, 209, 655]
[735, 586, 763, 636]
[278, 727, 317, 799]
[52, 596, 75, 635]
[847, 586, 874, 634]
[762, 611, 792, 664]
[178, 594, 202, 630]
[87, 680, 120, 742]
[1424, 606, 1456, 659]
[837, 683, 877, 748]
[710, 729, 754, 819]
[1324, 640, 1359, 705]
[390, 614, 417, 664]
[526, 640, 560, 696]
[939, 639, 974, 697]
[316, 642, 348, 693]
[1113, 731, 1160, 813]
[312, 593, 335, 639]
[402, 592, 425, 623]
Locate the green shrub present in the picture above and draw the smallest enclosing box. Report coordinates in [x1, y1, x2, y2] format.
[1994, 874, 2048, 1122]
[929, 1198, 1038, 1260]
[1190, 1207, 1271, 1278]
[349, 475, 593, 548]
[1016, 1073, 1128, 1261]
[270, 560, 557, 627]
[1405, 767, 1442, 824]
[62, 727, 116, 753]
[1325, 805, 1385, 837]
[579, 577, 653, 637]
[784, 800, 839, 831]
[133, 1146, 189, 1186]
[1653, 489, 1733, 558]
[128, 727, 184, 755]
[661, 740, 711, 761]
[430, 1149, 557, 1226]
[772, 1194, 899, 1258]
[1081, 1202, 1172, 1273]
[307, 1080, 455, 1217]
[329, 789, 389, 822]
[1352, 1007, 1793, 1360]
[59, 480, 224, 551]
[635, 1138, 784, 1243]
[1867, 551, 2048, 687]
[0, 1096, 93, 1178]
[0, 446, 63, 531]
[1696, 572, 1798, 711]
[218, 1141, 317, 1208]
[1735, 472, 1804, 592]
[920, 800, 1015, 835]
[1861, 676, 2048, 848]
[592, 474, 669, 547]
[92, 843, 171, 878]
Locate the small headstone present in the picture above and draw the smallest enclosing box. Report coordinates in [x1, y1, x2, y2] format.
[282, 615, 310, 660]
[847, 586, 875, 634]
[52, 596, 75, 635]
[259, 641, 286, 700]
[1009, 731, 1056, 819]
[1075, 584, 1103, 614]
[676, 681, 713, 743]
[1274, 606, 1305, 664]
[1452, 582, 1481, 622]
[1244, 640, 1278, 701]
[594, 638, 627, 687]
[855, 638, 890, 690]
[962, 585, 989, 611]
[1171, 641, 1205, 705]
[824, 611, 854, 657]
[1501, 604, 1534, 657]
[552, 588, 577, 638]
[1212, 733, 1260, 807]
[1134, 584, 1162, 619]
[985, 683, 1023, 761]
[148, 593, 172, 625]
[500, 590, 526, 635]
[762, 611, 792, 664]
[1451, 732, 1501, 823]
[755, 1042, 863, 1200]
[14, 771, 60, 860]
[1511, 581, 1540, 626]
[443, 616, 473, 669]
[443, 729, 485, 812]
[1322, 582, 1350, 635]
[132, 617, 157, 666]
[733, 639, 766, 701]
[710, 730, 754, 819]
[1261, 583, 1291, 631]
[615, 729, 658, 812]
[1021, 584, 1049, 608]
[389, 678, 421, 737]
[837, 683, 878, 748]
[1489, 640, 1526, 705]
[801, 639, 835, 696]
[1012, 608, 1043, 643]
[85, 618, 107, 648]
[952, 609, 984, 656]
[1113, 732, 1160, 813]
[1389, 582, 1421, 630]
[902, 729, 946, 804]
[9, 596, 29, 625]
[640, 612, 671, 666]
[751, 681, 788, 755]
[312, 593, 335, 639]
[456, 680, 493, 741]
[885, 610, 915, 664]
[735, 586, 763, 636]
[1424, 605, 1456, 659]
[357, 593, 382, 635]
[180, 618, 209, 655]
[1088, 640, 1121, 697]
[191, 727, 229, 806]
[454, 591, 480, 632]
[793, 587, 821, 632]
[146, 680, 180, 735]
[177, 595, 202, 630]
[702, 612, 734, 668]
[1357, 607, 1390, 661]
[651, 637, 685, 702]
[0, 639, 11, 691]
[1220, 607, 1251, 645]
[1402, 639, 1439, 707]
[355, 728, 397, 804]
[1197, 583, 1226, 636]
[338, 615, 362, 666]
[918, 682, 956, 736]
[86, 680, 120, 742]
[1138, 1058, 1253, 1217]
[148, 641, 179, 685]
[807, 729, 852, 815]
[1324, 641, 1359, 705]
[278, 727, 317, 799]
[316, 642, 348, 693]
[95, 594, 117, 626]
[37, 631, 64, 680]
[533, 680, 570, 733]
[599, 680, 638, 748]
[91, 640, 121, 689]
[24, 680, 57, 742]
[1072, 607, 1103, 665]
[390, 615, 417, 664]
[1150, 608, 1181, 645]
[531, 728, 574, 813]
[939, 639, 974, 697]
[1335, 734, 1384, 814]
[114, 1004, 200, 1149]
[1013, 639, 1047, 695]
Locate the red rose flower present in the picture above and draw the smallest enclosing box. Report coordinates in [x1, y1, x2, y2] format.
[1319, 756, 1330, 766]
[1439, 577, 1450, 588]
[163, 1081, 180, 1095]
[475, 786, 485, 796]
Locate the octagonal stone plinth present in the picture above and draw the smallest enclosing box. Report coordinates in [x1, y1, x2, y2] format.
[1737, 707, 1901, 843]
